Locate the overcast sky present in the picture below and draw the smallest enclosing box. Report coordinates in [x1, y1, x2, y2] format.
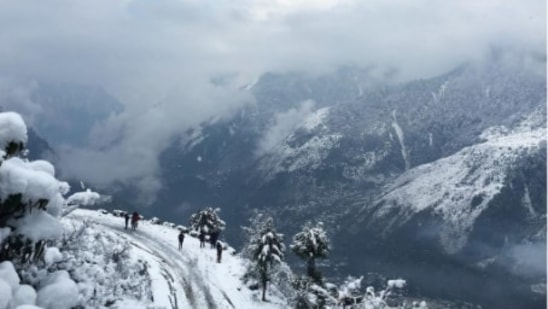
[0, 0, 545, 203]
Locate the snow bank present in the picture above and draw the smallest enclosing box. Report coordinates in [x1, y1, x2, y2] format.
[0, 278, 12, 309]
[0, 261, 20, 290]
[111, 299, 148, 309]
[0, 261, 41, 309]
[36, 271, 79, 309]
[11, 285, 37, 307]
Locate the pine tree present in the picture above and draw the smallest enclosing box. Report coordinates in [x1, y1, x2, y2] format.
[290, 221, 330, 281]
[188, 207, 225, 234]
[242, 214, 285, 301]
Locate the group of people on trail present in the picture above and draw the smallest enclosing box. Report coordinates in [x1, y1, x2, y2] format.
[187, 229, 224, 263]
[124, 211, 140, 231]
[121, 211, 224, 263]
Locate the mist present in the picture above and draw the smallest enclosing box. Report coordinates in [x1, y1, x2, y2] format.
[0, 0, 544, 203]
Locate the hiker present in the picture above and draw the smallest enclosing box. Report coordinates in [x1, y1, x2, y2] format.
[131, 212, 140, 231]
[210, 231, 219, 249]
[216, 241, 223, 263]
[178, 231, 185, 251]
[199, 230, 206, 248]
[124, 213, 130, 230]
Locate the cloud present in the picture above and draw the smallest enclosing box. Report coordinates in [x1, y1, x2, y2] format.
[503, 241, 546, 278]
[256, 100, 316, 156]
[0, 0, 544, 203]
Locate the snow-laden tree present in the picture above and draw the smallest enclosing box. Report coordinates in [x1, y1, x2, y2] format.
[0, 111, 102, 263]
[335, 277, 423, 309]
[291, 221, 330, 281]
[292, 274, 338, 309]
[241, 214, 285, 301]
[188, 207, 225, 235]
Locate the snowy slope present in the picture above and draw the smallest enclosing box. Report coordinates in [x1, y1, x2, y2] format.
[66, 209, 288, 309]
[369, 115, 546, 254]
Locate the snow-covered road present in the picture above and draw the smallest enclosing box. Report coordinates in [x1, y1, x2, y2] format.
[68, 209, 286, 309]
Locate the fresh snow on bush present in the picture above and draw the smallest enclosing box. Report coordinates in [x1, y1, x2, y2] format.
[11, 284, 37, 308]
[0, 261, 20, 290]
[0, 278, 12, 309]
[36, 271, 79, 309]
[387, 279, 406, 289]
[0, 112, 27, 153]
[65, 189, 101, 207]
[43, 247, 62, 266]
[11, 211, 63, 242]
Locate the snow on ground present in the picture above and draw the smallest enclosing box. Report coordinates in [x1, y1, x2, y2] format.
[66, 209, 288, 309]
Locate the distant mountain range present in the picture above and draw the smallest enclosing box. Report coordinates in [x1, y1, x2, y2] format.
[153, 57, 546, 308]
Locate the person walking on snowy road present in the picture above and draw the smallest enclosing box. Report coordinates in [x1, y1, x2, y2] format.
[199, 230, 206, 248]
[216, 241, 223, 263]
[124, 213, 130, 230]
[131, 212, 140, 231]
[178, 231, 185, 250]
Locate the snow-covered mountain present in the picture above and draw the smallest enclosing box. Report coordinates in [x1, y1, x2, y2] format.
[150, 56, 546, 308]
[362, 110, 545, 255]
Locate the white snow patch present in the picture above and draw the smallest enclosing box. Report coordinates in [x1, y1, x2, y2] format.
[301, 107, 329, 130]
[260, 133, 342, 179]
[522, 184, 536, 218]
[44, 247, 63, 266]
[387, 279, 406, 289]
[391, 109, 410, 170]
